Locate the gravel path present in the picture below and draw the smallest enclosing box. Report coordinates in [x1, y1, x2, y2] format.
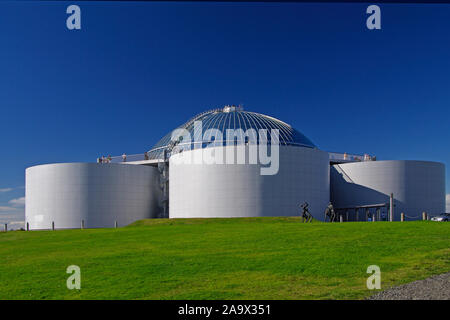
[368, 272, 450, 300]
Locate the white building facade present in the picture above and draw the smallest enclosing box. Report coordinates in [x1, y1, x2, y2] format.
[24, 107, 446, 229]
[25, 163, 161, 229]
[331, 160, 445, 220]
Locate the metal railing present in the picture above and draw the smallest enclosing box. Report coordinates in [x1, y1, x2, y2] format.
[329, 152, 376, 163]
[99, 150, 376, 164]
[97, 153, 151, 163]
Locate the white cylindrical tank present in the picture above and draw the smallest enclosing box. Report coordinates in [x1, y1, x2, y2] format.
[331, 160, 445, 220]
[25, 163, 162, 229]
[169, 145, 330, 220]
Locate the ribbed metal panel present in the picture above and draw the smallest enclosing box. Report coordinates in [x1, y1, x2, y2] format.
[147, 109, 316, 160]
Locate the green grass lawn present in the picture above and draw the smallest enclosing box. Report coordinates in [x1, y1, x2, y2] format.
[0, 217, 448, 300]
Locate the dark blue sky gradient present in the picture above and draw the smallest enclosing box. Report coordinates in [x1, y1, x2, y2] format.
[0, 1, 449, 219]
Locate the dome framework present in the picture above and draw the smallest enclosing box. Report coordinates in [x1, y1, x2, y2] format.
[147, 106, 316, 160]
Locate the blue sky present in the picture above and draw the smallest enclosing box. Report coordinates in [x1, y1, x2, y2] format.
[1, 1, 450, 227]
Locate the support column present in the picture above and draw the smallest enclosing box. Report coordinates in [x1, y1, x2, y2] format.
[389, 193, 394, 222]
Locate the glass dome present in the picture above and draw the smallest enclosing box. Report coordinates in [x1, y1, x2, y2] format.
[147, 106, 316, 160]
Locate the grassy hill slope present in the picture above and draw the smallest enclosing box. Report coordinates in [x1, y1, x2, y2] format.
[0, 217, 448, 299]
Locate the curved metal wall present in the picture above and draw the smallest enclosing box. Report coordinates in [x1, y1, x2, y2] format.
[26, 163, 161, 229]
[169, 145, 330, 219]
[331, 160, 445, 220]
